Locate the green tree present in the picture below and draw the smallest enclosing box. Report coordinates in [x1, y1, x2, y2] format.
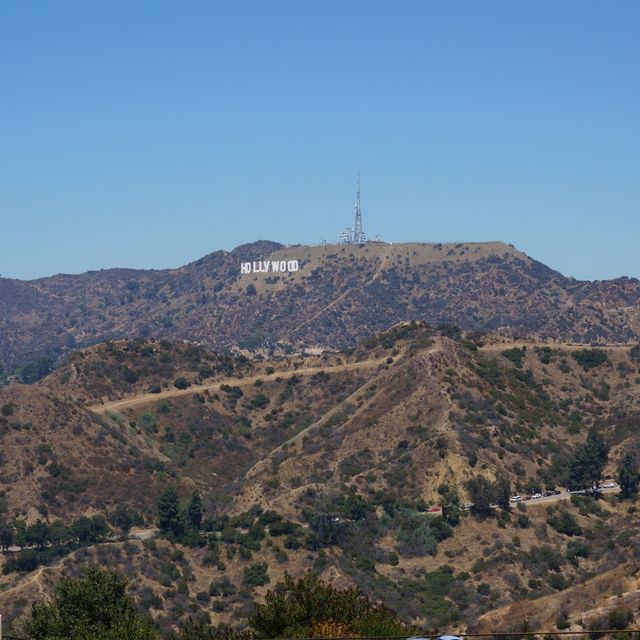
[21, 567, 158, 640]
[48, 521, 69, 546]
[71, 515, 109, 544]
[493, 472, 512, 509]
[157, 487, 184, 536]
[26, 520, 51, 549]
[0, 516, 14, 550]
[568, 428, 609, 491]
[438, 484, 463, 526]
[466, 475, 494, 516]
[187, 491, 203, 530]
[618, 450, 640, 498]
[111, 504, 133, 534]
[251, 572, 405, 638]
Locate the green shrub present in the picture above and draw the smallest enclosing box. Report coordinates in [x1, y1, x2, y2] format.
[609, 608, 632, 630]
[220, 384, 243, 399]
[501, 348, 525, 368]
[250, 394, 270, 410]
[138, 413, 158, 434]
[268, 521, 300, 537]
[174, 377, 191, 390]
[535, 347, 555, 364]
[548, 573, 566, 590]
[1, 403, 15, 417]
[547, 508, 581, 536]
[209, 577, 236, 597]
[572, 349, 608, 370]
[243, 562, 270, 587]
[354, 555, 375, 572]
[567, 540, 590, 564]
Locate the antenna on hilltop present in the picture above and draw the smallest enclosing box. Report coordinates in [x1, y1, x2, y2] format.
[337, 173, 368, 244]
[352, 172, 365, 243]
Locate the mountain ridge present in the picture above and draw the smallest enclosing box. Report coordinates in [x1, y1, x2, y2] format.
[2, 240, 640, 377]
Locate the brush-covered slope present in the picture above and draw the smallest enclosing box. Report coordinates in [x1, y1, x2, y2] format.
[3, 240, 640, 375]
[0, 336, 382, 522]
[2, 325, 640, 634]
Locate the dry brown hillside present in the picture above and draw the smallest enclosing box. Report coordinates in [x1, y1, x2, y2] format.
[3, 240, 640, 378]
[2, 325, 640, 634]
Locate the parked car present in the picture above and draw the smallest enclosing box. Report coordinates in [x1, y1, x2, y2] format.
[531, 492, 542, 499]
[510, 495, 522, 503]
[602, 482, 617, 489]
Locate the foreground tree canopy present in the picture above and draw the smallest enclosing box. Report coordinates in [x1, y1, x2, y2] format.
[250, 571, 406, 638]
[21, 567, 158, 640]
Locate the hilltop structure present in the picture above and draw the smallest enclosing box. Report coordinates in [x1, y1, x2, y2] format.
[339, 173, 366, 244]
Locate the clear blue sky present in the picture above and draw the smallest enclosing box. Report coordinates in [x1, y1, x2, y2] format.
[1, 1, 638, 280]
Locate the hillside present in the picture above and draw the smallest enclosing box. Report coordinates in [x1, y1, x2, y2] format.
[2, 326, 640, 634]
[3, 240, 640, 376]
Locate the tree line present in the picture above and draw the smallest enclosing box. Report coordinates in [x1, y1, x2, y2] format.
[10, 566, 406, 640]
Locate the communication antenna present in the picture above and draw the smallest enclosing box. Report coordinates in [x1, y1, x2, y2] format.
[352, 173, 365, 243]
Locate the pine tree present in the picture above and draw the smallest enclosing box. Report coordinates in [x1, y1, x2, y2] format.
[186, 490, 203, 530]
[157, 487, 184, 535]
[618, 450, 640, 498]
[568, 428, 609, 491]
[493, 472, 512, 509]
[466, 475, 494, 516]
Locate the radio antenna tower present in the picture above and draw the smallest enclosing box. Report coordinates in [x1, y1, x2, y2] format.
[352, 173, 365, 243]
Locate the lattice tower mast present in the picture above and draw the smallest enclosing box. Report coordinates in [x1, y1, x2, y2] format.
[352, 173, 365, 243]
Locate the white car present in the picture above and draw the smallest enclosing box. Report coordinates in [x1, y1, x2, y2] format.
[531, 492, 542, 499]
[509, 495, 522, 503]
[602, 482, 617, 489]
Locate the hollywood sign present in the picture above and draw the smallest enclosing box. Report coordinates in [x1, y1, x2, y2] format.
[240, 260, 299, 275]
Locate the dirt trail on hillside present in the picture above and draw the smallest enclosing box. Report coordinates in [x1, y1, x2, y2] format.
[0, 564, 49, 603]
[89, 357, 389, 414]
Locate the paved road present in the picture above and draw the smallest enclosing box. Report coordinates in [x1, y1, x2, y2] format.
[459, 485, 621, 512]
[1, 527, 160, 554]
[507, 485, 620, 507]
